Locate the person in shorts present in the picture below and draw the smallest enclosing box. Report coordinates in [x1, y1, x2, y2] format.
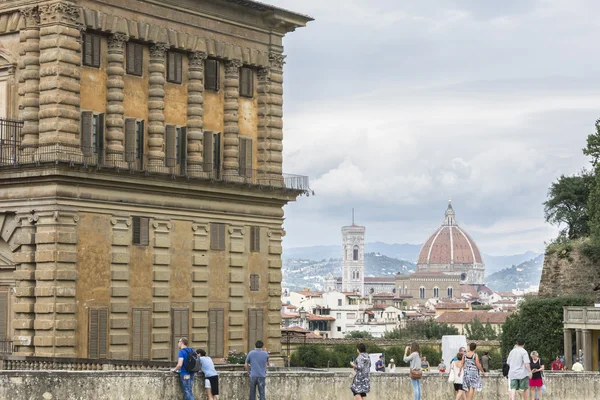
[452, 352, 466, 400]
[197, 349, 218, 400]
[507, 338, 532, 400]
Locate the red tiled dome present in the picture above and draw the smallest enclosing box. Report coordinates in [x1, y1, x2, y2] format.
[417, 202, 483, 266]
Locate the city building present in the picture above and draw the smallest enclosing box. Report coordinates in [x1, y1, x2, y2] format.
[435, 310, 509, 336]
[341, 222, 366, 295]
[563, 306, 600, 371]
[0, 0, 311, 364]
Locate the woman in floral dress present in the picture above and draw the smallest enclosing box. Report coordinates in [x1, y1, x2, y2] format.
[350, 343, 371, 399]
[463, 343, 486, 400]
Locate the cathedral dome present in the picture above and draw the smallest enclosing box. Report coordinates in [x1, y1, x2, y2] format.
[416, 201, 484, 284]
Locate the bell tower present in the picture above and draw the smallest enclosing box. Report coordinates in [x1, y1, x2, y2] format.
[341, 209, 366, 296]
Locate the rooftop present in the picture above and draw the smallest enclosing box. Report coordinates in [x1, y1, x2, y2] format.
[436, 311, 510, 325]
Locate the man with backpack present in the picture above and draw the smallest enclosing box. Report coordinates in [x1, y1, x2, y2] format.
[171, 337, 201, 400]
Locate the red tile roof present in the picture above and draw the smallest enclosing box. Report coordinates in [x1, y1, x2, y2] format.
[436, 311, 509, 324]
[307, 314, 335, 321]
[373, 293, 395, 297]
[281, 313, 300, 319]
[435, 302, 470, 310]
[281, 326, 310, 334]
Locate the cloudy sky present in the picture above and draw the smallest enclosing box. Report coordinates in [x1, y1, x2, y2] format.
[267, 0, 600, 255]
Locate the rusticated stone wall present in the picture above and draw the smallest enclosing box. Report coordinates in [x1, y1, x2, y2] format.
[0, 370, 598, 400]
[539, 249, 600, 300]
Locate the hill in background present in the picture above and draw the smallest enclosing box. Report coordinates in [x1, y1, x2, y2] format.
[485, 254, 545, 292]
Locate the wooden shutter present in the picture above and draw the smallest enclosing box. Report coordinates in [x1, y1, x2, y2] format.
[172, 308, 189, 361]
[135, 43, 143, 75]
[140, 217, 149, 246]
[244, 138, 252, 177]
[126, 42, 135, 74]
[208, 309, 224, 357]
[205, 59, 218, 91]
[133, 309, 151, 360]
[92, 34, 101, 67]
[180, 127, 187, 175]
[240, 68, 253, 97]
[88, 309, 108, 359]
[138, 120, 145, 168]
[250, 226, 260, 253]
[81, 111, 93, 156]
[0, 290, 7, 341]
[97, 113, 105, 164]
[239, 138, 247, 176]
[219, 223, 226, 250]
[248, 309, 263, 350]
[250, 274, 259, 292]
[176, 53, 182, 83]
[125, 118, 136, 162]
[83, 33, 93, 66]
[132, 216, 141, 244]
[167, 52, 175, 82]
[211, 223, 225, 250]
[165, 125, 176, 167]
[203, 131, 214, 172]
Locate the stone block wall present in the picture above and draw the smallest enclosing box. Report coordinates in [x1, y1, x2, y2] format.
[0, 370, 599, 400]
[539, 249, 600, 300]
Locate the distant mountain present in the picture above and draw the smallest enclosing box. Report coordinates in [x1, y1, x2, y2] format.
[485, 254, 545, 292]
[283, 243, 541, 276]
[282, 252, 416, 292]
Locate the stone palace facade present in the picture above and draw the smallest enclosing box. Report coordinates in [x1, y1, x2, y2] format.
[0, 0, 311, 363]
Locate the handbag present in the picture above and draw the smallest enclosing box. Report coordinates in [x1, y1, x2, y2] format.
[410, 369, 422, 380]
[448, 368, 455, 383]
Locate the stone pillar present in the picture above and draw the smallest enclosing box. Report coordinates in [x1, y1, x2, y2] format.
[576, 328, 582, 361]
[228, 225, 245, 353]
[106, 33, 128, 164]
[147, 43, 167, 166]
[38, 1, 81, 149]
[33, 209, 79, 357]
[191, 222, 209, 349]
[18, 6, 40, 150]
[257, 52, 285, 178]
[151, 219, 171, 360]
[266, 227, 284, 365]
[109, 216, 131, 359]
[186, 52, 207, 174]
[583, 329, 593, 370]
[12, 212, 38, 355]
[223, 60, 243, 173]
[564, 328, 573, 368]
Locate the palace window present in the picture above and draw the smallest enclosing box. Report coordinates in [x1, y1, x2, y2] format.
[88, 308, 108, 359]
[250, 226, 260, 253]
[131, 308, 151, 360]
[132, 216, 150, 246]
[448, 287, 453, 298]
[250, 274, 259, 291]
[82, 32, 101, 68]
[126, 42, 143, 76]
[433, 287, 439, 298]
[208, 308, 224, 357]
[239, 136, 253, 177]
[353, 246, 359, 261]
[210, 223, 226, 250]
[205, 59, 219, 91]
[419, 287, 425, 299]
[239, 67, 253, 97]
[167, 51, 183, 84]
[165, 125, 186, 170]
[81, 111, 105, 161]
[203, 131, 222, 173]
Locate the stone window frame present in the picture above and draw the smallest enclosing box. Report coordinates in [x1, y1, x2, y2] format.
[166, 51, 183, 84]
[126, 41, 144, 76]
[204, 58, 220, 91]
[80, 109, 105, 160]
[0, 56, 17, 120]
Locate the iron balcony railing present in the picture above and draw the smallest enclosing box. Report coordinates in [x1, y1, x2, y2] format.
[0, 119, 312, 194]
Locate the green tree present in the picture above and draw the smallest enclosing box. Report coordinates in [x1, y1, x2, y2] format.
[583, 119, 600, 167]
[484, 322, 498, 340]
[344, 330, 373, 339]
[465, 317, 486, 340]
[290, 344, 329, 368]
[500, 295, 592, 362]
[384, 320, 458, 340]
[543, 170, 593, 239]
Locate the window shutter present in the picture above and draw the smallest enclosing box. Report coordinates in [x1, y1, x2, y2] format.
[132, 309, 141, 360]
[248, 309, 257, 350]
[135, 43, 143, 75]
[180, 127, 187, 175]
[216, 309, 224, 357]
[97, 113, 105, 164]
[250, 226, 260, 253]
[245, 138, 253, 178]
[167, 52, 175, 82]
[256, 309, 263, 345]
[219, 223, 226, 250]
[98, 309, 108, 359]
[139, 120, 145, 169]
[92, 34, 101, 67]
[165, 125, 176, 167]
[208, 309, 217, 356]
[89, 309, 98, 358]
[81, 111, 93, 156]
[0, 290, 7, 341]
[238, 138, 247, 176]
[203, 131, 214, 172]
[176, 53, 182, 83]
[240, 68, 253, 97]
[141, 309, 150, 360]
[83, 33, 93, 66]
[211, 223, 225, 250]
[172, 308, 189, 361]
[205, 59, 218, 91]
[126, 42, 135, 74]
[140, 217, 149, 246]
[125, 118, 136, 162]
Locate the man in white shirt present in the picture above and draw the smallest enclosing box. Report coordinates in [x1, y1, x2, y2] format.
[572, 358, 584, 372]
[507, 338, 532, 400]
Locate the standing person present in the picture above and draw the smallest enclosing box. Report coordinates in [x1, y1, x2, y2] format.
[481, 352, 491, 373]
[571, 358, 584, 371]
[375, 354, 385, 372]
[197, 349, 218, 400]
[387, 358, 396, 372]
[453, 352, 467, 400]
[551, 356, 563, 371]
[452, 347, 466, 363]
[507, 338, 532, 400]
[463, 342, 485, 400]
[350, 343, 371, 399]
[171, 337, 195, 400]
[529, 351, 544, 400]
[404, 342, 422, 400]
[421, 356, 430, 371]
[245, 340, 269, 400]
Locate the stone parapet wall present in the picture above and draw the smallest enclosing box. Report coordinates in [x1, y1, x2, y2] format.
[539, 249, 600, 300]
[0, 370, 598, 400]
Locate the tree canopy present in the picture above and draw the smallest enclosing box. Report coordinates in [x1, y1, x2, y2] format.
[344, 330, 373, 339]
[464, 317, 498, 340]
[543, 170, 593, 239]
[384, 320, 458, 340]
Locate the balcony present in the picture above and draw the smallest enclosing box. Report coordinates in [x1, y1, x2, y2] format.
[564, 306, 600, 326]
[0, 119, 311, 194]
